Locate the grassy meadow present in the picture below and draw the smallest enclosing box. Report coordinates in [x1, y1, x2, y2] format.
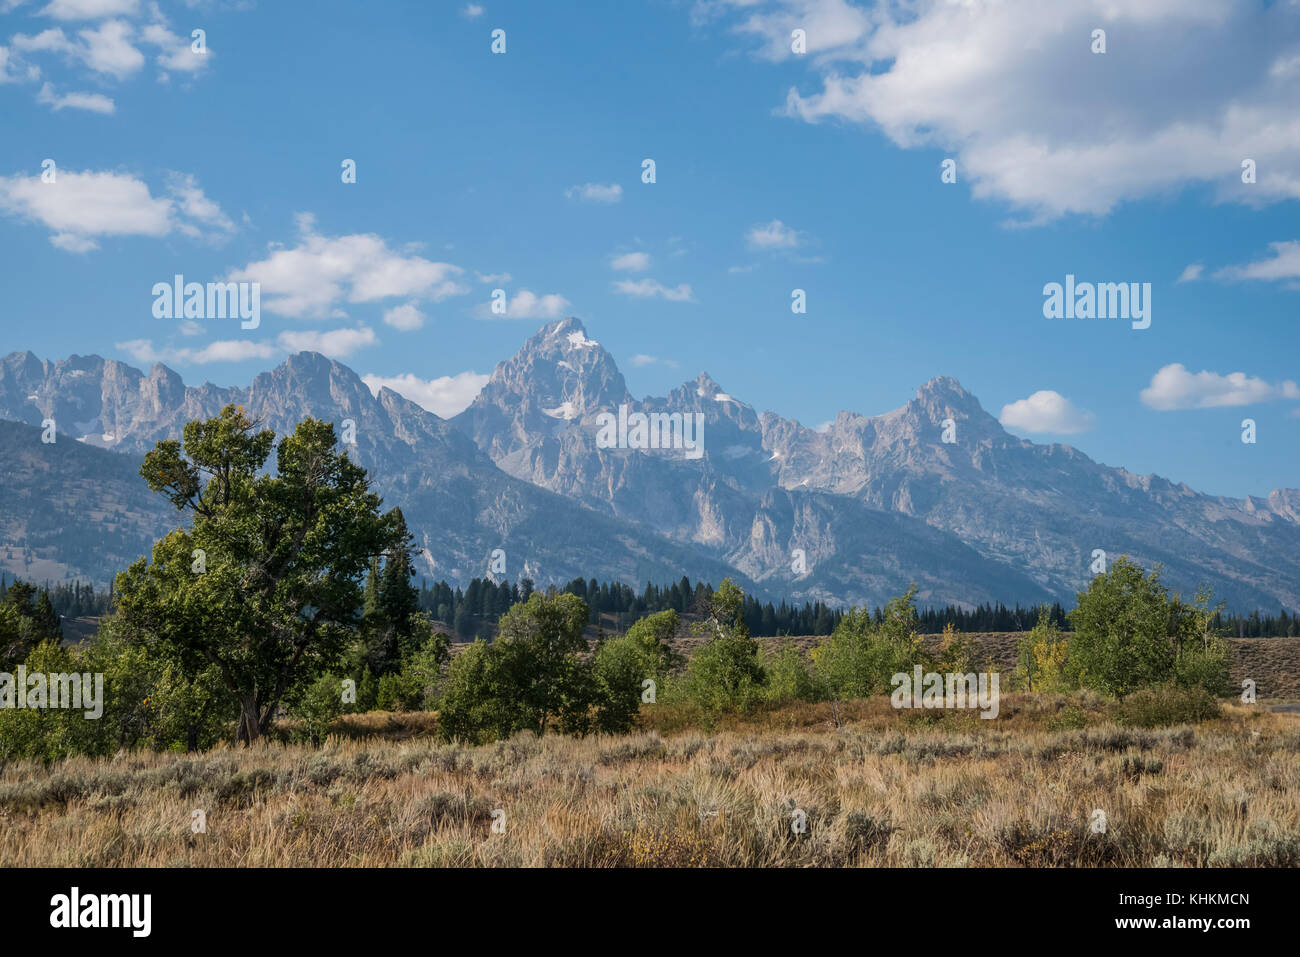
[2, 692, 1297, 868]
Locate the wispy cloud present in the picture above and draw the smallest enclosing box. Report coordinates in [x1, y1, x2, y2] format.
[610, 251, 650, 272]
[1213, 241, 1300, 283]
[745, 218, 799, 250]
[612, 278, 695, 302]
[476, 288, 572, 319]
[565, 182, 622, 204]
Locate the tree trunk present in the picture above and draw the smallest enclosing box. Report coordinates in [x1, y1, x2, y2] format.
[238, 695, 260, 746]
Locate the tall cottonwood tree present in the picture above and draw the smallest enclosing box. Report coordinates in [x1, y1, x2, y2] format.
[114, 405, 400, 744]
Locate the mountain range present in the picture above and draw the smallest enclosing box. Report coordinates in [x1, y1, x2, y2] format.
[2, 317, 1297, 612]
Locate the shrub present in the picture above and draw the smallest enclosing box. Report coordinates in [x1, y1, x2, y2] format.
[289, 673, 345, 745]
[1112, 685, 1221, 728]
[761, 640, 822, 705]
[812, 586, 924, 700]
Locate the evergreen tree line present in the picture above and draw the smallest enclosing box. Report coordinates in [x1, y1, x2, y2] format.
[11, 567, 1300, 638]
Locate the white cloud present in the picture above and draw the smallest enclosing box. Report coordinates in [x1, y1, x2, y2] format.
[746, 219, 799, 249]
[706, 0, 1300, 221]
[116, 337, 276, 366]
[628, 353, 678, 369]
[229, 215, 468, 318]
[0, 168, 230, 250]
[11, 28, 74, 53]
[382, 302, 426, 331]
[1213, 240, 1300, 282]
[477, 289, 572, 319]
[1176, 263, 1204, 283]
[116, 323, 380, 367]
[75, 19, 144, 78]
[461, 3, 484, 18]
[166, 171, 233, 236]
[565, 182, 623, 203]
[610, 251, 651, 271]
[361, 370, 489, 418]
[999, 390, 1096, 434]
[612, 278, 696, 302]
[40, 0, 139, 19]
[140, 22, 209, 74]
[1140, 363, 1300, 411]
[36, 82, 114, 112]
[278, 326, 379, 359]
[475, 271, 511, 284]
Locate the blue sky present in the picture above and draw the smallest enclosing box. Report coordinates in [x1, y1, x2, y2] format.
[1, 0, 1298, 498]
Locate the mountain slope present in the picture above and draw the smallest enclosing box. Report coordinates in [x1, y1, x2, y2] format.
[3, 321, 1298, 610]
[453, 319, 1300, 610]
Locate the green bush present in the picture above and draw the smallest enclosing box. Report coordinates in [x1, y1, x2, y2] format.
[761, 640, 822, 705]
[289, 673, 345, 745]
[1112, 685, 1221, 728]
[812, 586, 924, 699]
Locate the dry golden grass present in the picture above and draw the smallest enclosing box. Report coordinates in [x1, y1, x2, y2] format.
[1, 694, 1297, 867]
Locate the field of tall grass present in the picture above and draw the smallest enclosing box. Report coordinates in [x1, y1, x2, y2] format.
[2, 693, 1297, 867]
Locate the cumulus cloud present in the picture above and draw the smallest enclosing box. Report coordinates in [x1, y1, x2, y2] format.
[382, 302, 427, 331]
[999, 390, 1096, 434]
[610, 251, 651, 271]
[612, 278, 696, 302]
[461, 3, 484, 19]
[278, 326, 378, 358]
[6, 6, 214, 109]
[703, 0, 1300, 221]
[1176, 263, 1204, 283]
[745, 219, 799, 249]
[0, 167, 231, 250]
[228, 214, 468, 318]
[565, 182, 623, 203]
[477, 289, 572, 319]
[361, 370, 489, 418]
[1140, 363, 1300, 410]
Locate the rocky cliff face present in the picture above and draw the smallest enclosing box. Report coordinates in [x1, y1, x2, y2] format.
[3, 318, 1298, 610]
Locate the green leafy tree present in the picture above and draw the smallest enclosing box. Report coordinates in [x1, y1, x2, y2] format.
[438, 591, 595, 741]
[812, 585, 924, 700]
[761, 639, 822, 704]
[437, 639, 524, 743]
[683, 579, 766, 713]
[1014, 606, 1071, 693]
[1068, 556, 1175, 697]
[1169, 585, 1231, 695]
[592, 609, 684, 732]
[113, 405, 400, 744]
[289, 673, 345, 745]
